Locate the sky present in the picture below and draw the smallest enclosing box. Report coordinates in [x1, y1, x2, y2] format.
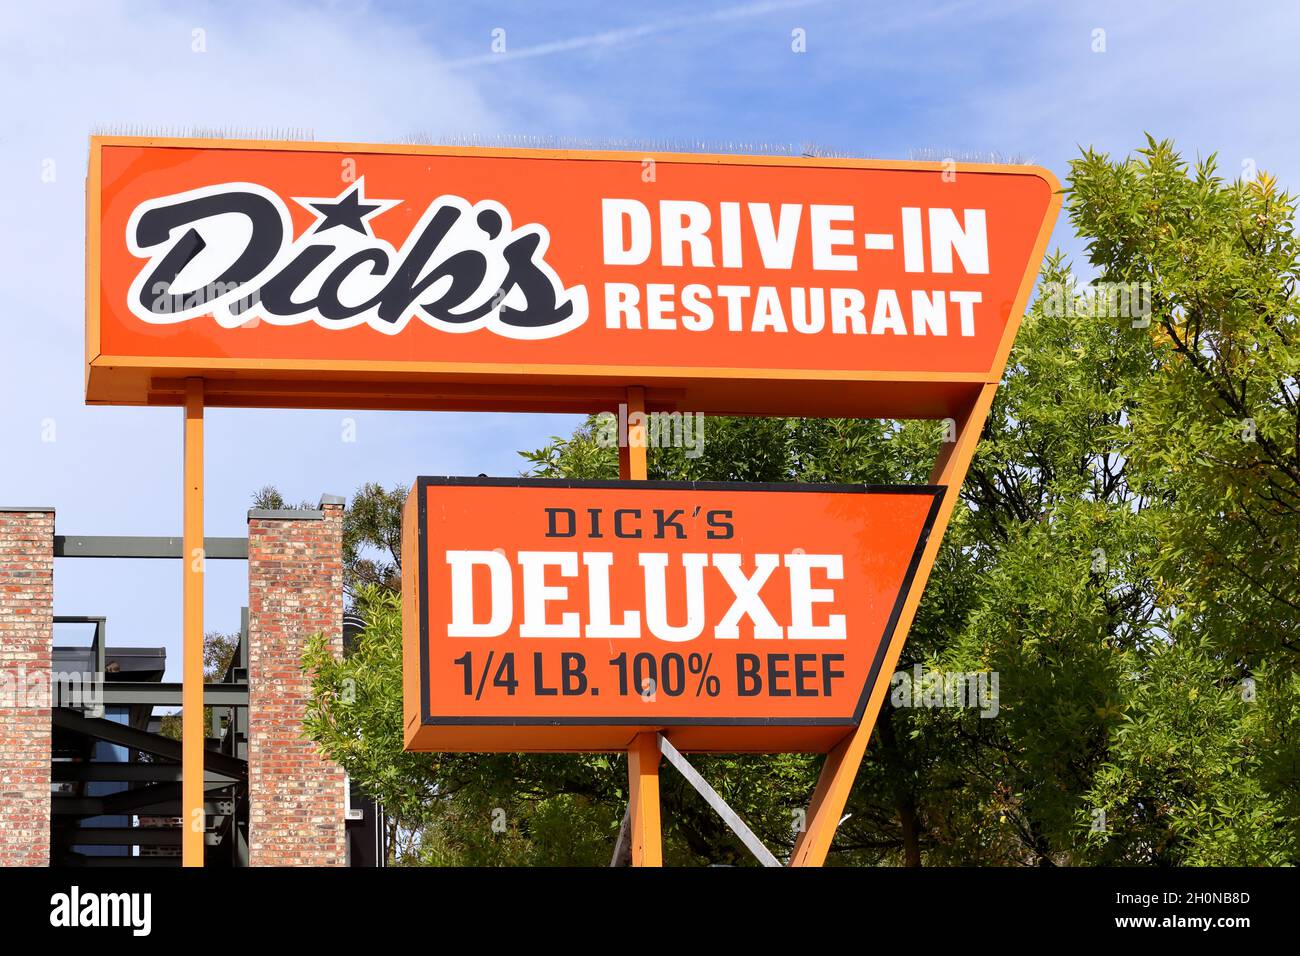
[1, 0, 1296, 679]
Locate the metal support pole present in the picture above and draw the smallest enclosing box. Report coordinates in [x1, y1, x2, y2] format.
[182, 378, 206, 866]
[619, 386, 647, 481]
[627, 732, 662, 866]
[657, 734, 780, 866]
[610, 805, 631, 866]
[618, 386, 660, 865]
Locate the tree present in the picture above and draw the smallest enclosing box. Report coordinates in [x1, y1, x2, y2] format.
[340, 483, 406, 602]
[1063, 139, 1300, 864]
[251, 486, 314, 510]
[158, 630, 240, 742]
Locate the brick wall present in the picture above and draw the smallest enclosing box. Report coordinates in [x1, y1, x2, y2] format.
[0, 508, 54, 866]
[247, 496, 347, 866]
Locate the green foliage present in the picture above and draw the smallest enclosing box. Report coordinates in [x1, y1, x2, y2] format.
[303, 587, 627, 865]
[251, 486, 314, 510]
[341, 482, 407, 600]
[158, 630, 241, 742]
[1061, 138, 1300, 864]
[301, 138, 1299, 866]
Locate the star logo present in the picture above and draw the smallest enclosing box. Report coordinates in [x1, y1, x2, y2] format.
[293, 177, 401, 235]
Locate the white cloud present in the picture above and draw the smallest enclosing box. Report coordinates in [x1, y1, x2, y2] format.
[0, 1, 522, 665]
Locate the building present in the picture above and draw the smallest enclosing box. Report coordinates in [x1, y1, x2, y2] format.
[0, 499, 384, 866]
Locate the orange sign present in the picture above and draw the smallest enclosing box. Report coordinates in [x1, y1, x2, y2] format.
[87, 137, 1058, 418]
[402, 478, 942, 753]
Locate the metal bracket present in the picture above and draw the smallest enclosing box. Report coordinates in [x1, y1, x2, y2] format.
[655, 733, 782, 867]
[54, 535, 248, 559]
[610, 806, 631, 867]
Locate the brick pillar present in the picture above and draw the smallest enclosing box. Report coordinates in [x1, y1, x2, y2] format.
[247, 495, 347, 866]
[0, 507, 54, 866]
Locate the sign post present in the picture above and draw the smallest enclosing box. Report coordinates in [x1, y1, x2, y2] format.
[620, 390, 659, 865]
[627, 728, 662, 867]
[181, 378, 205, 866]
[87, 137, 1060, 865]
[789, 382, 995, 866]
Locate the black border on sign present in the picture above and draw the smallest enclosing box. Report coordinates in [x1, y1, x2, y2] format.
[415, 476, 944, 731]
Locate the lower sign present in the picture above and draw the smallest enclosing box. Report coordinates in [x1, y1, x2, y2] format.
[402, 478, 942, 752]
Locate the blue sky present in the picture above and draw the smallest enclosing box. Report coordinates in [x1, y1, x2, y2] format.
[1, 0, 1295, 678]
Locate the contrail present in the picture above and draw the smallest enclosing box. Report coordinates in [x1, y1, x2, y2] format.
[444, 0, 830, 68]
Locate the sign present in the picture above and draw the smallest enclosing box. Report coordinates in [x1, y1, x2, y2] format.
[402, 477, 942, 752]
[87, 137, 1059, 418]
[81, 135, 1061, 862]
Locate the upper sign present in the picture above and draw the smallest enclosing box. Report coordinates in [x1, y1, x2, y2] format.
[402, 478, 941, 753]
[87, 138, 1060, 418]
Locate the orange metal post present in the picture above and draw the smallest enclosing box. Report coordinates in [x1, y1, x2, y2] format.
[619, 386, 647, 481]
[182, 379, 206, 866]
[788, 384, 998, 866]
[619, 386, 660, 864]
[627, 732, 663, 866]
